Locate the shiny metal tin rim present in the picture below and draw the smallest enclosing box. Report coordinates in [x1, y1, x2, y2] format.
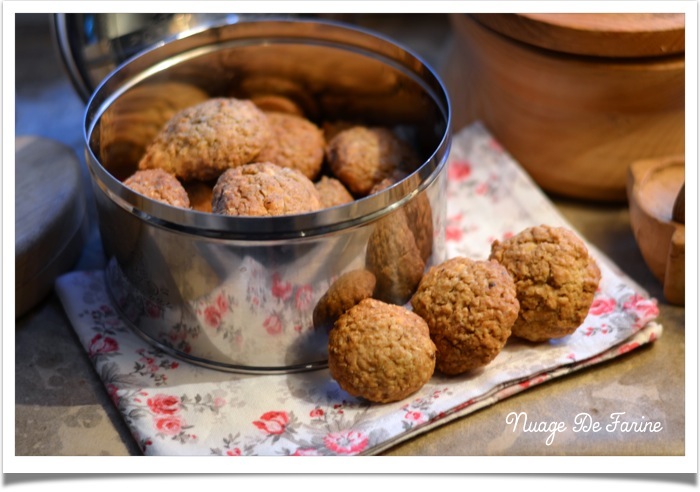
[83, 17, 452, 241]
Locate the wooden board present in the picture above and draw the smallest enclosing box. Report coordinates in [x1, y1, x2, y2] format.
[15, 136, 89, 318]
[471, 13, 685, 57]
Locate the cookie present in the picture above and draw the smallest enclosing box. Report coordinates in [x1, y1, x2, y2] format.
[236, 75, 319, 120]
[325, 126, 420, 196]
[322, 120, 359, 142]
[404, 191, 434, 263]
[99, 81, 209, 180]
[370, 176, 433, 262]
[411, 257, 519, 375]
[365, 208, 425, 306]
[138, 98, 271, 182]
[211, 162, 322, 217]
[313, 269, 376, 330]
[489, 225, 602, 342]
[255, 112, 325, 180]
[123, 169, 190, 209]
[315, 176, 355, 209]
[251, 94, 304, 116]
[328, 298, 436, 403]
[367, 174, 406, 195]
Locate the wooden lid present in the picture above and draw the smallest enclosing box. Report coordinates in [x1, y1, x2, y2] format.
[15, 136, 89, 318]
[471, 13, 685, 57]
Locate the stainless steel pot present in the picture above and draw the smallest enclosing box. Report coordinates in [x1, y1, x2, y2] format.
[80, 16, 452, 373]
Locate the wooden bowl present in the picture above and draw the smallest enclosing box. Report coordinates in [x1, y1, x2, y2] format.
[627, 155, 685, 305]
[443, 13, 685, 202]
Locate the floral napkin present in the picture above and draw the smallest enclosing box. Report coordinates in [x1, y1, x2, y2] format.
[55, 122, 662, 456]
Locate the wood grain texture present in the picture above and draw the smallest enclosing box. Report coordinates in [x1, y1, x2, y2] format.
[443, 14, 685, 201]
[626, 155, 684, 305]
[471, 13, 685, 57]
[15, 136, 88, 317]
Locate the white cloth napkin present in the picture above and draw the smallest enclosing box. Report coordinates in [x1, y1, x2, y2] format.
[55, 122, 662, 456]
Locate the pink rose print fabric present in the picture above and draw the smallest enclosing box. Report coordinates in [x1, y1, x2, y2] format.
[55, 122, 662, 456]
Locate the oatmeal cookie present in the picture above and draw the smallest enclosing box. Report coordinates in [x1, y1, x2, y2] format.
[366, 208, 425, 306]
[256, 112, 325, 180]
[367, 175, 404, 195]
[370, 176, 433, 262]
[328, 298, 436, 403]
[405, 191, 434, 262]
[411, 257, 519, 375]
[138, 98, 271, 182]
[236, 75, 319, 120]
[489, 225, 602, 342]
[211, 162, 322, 217]
[99, 81, 209, 180]
[322, 120, 359, 142]
[325, 126, 420, 196]
[250, 94, 304, 116]
[123, 169, 190, 209]
[315, 176, 355, 209]
[313, 269, 376, 330]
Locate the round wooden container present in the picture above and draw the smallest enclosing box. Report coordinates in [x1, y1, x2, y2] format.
[15, 136, 89, 318]
[444, 13, 685, 202]
[627, 155, 685, 305]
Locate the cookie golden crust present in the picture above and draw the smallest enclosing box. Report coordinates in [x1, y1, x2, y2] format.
[236, 75, 319, 120]
[313, 269, 376, 330]
[123, 169, 191, 209]
[366, 209, 425, 306]
[326, 126, 420, 196]
[411, 257, 519, 375]
[138, 98, 271, 182]
[328, 298, 436, 403]
[99, 82, 210, 179]
[367, 173, 433, 272]
[401, 190, 434, 262]
[250, 94, 304, 116]
[211, 162, 322, 217]
[255, 112, 325, 180]
[315, 176, 355, 209]
[322, 120, 358, 142]
[489, 225, 602, 342]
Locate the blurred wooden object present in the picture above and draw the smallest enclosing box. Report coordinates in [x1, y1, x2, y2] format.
[627, 155, 685, 305]
[672, 182, 685, 223]
[444, 13, 685, 202]
[471, 13, 685, 57]
[15, 136, 89, 318]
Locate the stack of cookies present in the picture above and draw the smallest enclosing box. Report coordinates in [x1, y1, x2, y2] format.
[105, 81, 601, 406]
[108, 83, 422, 218]
[325, 225, 600, 404]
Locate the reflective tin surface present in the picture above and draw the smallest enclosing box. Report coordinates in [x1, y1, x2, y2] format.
[83, 18, 451, 373]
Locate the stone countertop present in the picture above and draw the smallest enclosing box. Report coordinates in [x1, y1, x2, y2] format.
[14, 13, 686, 457]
